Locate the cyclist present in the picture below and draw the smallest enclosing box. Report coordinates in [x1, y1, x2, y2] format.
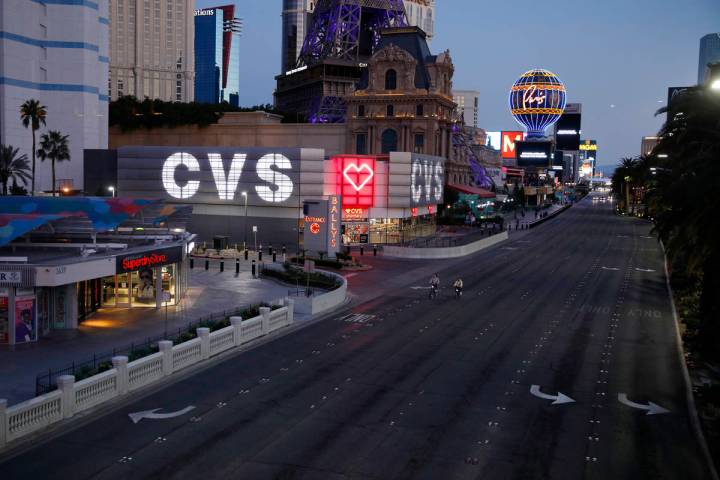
[453, 278, 464, 297]
[429, 273, 440, 299]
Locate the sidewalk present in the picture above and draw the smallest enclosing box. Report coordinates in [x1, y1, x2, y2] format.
[0, 262, 295, 404]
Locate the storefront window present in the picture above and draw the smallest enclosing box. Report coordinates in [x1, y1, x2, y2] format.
[116, 272, 131, 307]
[14, 296, 37, 344]
[37, 288, 51, 335]
[132, 268, 156, 307]
[161, 265, 176, 305]
[54, 286, 69, 329]
[0, 293, 9, 344]
[102, 276, 116, 307]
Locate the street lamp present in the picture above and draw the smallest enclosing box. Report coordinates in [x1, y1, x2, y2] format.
[241, 191, 248, 250]
[711, 79, 720, 91]
[108, 186, 116, 198]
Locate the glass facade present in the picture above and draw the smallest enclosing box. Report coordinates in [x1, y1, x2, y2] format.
[194, 6, 241, 106]
[699, 33, 720, 84]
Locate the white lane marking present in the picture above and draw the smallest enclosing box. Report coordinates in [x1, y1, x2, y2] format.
[530, 385, 576, 405]
[129, 406, 196, 424]
[345, 273, 358, 279]
[635, 268, 656, 273]
[617, 393, 670, 415]
[601, 267, 620, 271]
[340, 314, 375, 323]
[410, 286, 431, 290]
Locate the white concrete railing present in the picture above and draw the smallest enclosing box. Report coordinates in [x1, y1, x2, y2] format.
[262, 263, 348, 317]
[382, 231, 509, 259]
[0, 300, 294, 450]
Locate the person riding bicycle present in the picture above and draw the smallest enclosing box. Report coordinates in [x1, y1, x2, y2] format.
[429, 273, 440, 297]
[453, 278, 464, 296]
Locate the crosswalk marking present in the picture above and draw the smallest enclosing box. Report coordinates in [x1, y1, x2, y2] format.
[338, 313, 375, 323]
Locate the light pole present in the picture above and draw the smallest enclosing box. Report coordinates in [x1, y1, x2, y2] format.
[108, 186, 116, 198]
[241, 191, 248, 250]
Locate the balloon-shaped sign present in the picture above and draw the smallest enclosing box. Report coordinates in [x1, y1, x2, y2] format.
[509, 69, 567, 138]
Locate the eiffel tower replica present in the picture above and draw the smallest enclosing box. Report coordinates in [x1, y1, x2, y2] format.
[275, 0, 408, 124]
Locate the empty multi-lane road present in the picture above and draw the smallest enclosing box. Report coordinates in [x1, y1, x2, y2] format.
[0, 194, 711, 479]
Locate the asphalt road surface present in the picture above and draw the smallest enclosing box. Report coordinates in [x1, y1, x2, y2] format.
[1, 193, 711, 480]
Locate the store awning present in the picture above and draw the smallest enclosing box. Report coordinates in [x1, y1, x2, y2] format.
[447, 184, 496, 198]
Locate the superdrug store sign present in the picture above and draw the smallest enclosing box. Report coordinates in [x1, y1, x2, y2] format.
[116, 246, 183, 273]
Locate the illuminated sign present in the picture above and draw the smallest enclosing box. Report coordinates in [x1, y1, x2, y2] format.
[502, 131, 524, 159]
[161, 152, 294, 203]
[557, 130, 578, 135]
[285, 65, 308, 76]
[410, 155, 444, 206]
[116, 247, 183, 273]
[329, 195, 340, 252]
[342, 208, 369, 221]
[579, 140, 597, 151]
[515, 141, 553, 168]
[485, 131, 502, 150]
[335, 156, 376, 208]
[509, 69, 567, 138]
[303, 197, 341, 257]
[193, 9, 214, 16]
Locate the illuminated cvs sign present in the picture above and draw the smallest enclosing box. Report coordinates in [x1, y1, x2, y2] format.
[335, 156, 375, 208]
[411, 155, 444, 206]
[162, 152, 294, 204]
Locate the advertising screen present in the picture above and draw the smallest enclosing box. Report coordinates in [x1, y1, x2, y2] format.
[117, 147, 324, 208]
[335, 156, 376, 208]
[485, 131, 502, 150]
[554, 113, 582, 151]
[515, 141, 553, 168]
[501, 131, 525, 159]
[14, 297, 37, 344]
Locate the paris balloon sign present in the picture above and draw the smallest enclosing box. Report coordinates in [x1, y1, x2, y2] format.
[509, 69, 567, 138]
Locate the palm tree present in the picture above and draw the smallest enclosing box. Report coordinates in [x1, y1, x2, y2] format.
[652, 86, 720, 353]
[20, 99, 48, 195]
[36, 131, 70, 196]
[0, 145, 32, 195]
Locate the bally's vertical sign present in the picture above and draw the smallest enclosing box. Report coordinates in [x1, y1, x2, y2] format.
[303, 196, 341, 259]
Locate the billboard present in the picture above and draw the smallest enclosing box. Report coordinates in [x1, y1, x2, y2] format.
[502, 131, 525, 159]
[335, 156, 376, 208]
[515, 141, 553, 168]
[667, 87, 690, 107]
[554, 113, 582, 151]
[14, 297, 37, 344]
[410, 155, 444, 207]
[485, 131, 502, 150]
[117, 147, 325, 208]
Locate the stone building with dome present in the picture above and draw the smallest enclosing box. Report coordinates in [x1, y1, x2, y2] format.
[344, 27, 471, 185]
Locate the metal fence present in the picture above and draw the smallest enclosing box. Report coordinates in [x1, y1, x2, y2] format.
[34, 305, 250, 396]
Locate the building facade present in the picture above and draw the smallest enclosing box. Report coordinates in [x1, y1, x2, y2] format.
[698, 33, 720, 85]
[194, 5, 241, 106]
[0, 0, 108, 193]
[344, 28, 455, 160]
[403, 0, 435, 40]
[108, 0, 194, 102]
[281, 0, 315, 73]
[452, 90, 479, 128]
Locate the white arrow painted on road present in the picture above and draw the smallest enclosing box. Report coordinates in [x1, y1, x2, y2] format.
[129, 406, 196, 424]
[618, 394, 670, 415]
[601, 266, 620, 271]
[530, 385, 576, 405]
[635, 268, 656, 273]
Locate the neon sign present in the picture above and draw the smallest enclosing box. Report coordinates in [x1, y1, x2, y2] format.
[162, 152, 294, 203]
[410, 157, 444, 206]
[329, 196, 339, 250]
[335, 156, 375, 208]
[509, 69, 567, 138]
[117, 247, 182, 273]
[502, 131, 524, 159]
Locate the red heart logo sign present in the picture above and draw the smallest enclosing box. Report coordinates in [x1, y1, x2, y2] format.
[343, 163, 374, 192]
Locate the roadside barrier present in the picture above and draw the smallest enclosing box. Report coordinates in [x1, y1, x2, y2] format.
[0, 301, 294, 450]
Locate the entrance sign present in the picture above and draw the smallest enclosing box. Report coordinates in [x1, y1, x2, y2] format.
[303, 197, 341, 258]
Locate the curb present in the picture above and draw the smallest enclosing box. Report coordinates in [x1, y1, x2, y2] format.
[528, 204, 572, 229]
[661, 240, 719, 480]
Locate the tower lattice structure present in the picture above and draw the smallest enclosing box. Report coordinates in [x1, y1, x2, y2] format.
[296, 0, 408, 68]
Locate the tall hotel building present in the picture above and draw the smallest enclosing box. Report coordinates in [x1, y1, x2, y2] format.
[280, 0, 315, 73]
[194, 5, 242, 106]
[0, 0, 108, 192]
[403, 0, 435, 40]
[108, 0, 194, 102]
[698, 33, 720, 85]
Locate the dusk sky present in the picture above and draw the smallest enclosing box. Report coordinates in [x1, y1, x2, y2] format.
[196, 0, 720, 171]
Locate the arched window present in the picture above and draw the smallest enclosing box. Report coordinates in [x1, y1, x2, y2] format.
[381, 129, 398, 154]
[385, 69, 397, 90]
